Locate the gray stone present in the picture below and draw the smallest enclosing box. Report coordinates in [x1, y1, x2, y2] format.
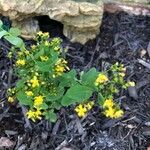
[0, 0, 103, 44]
[0, 0, 149, 44]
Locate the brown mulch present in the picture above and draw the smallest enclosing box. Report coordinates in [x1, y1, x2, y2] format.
[0, 12, 150, 150]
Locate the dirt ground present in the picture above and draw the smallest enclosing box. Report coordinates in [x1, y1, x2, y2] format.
[0, 12, 150, 150]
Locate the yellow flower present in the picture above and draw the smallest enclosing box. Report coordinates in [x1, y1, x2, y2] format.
[26, 109, 42, 122]
[16, 59, 25, 66]
[26, 110, 36, 122]
[121, 67, 126, 72]
[114, 110, 124, 118]
[75, 104, 87, 117]
[128, 81, 135, 87]
[40, 56, 49, 61]
[37, 31, 43, 36]
[43, 32, 49, 36]
[85, 101, 94, 110]
[119, 72, 125, 77]
[54, 59, 69, 77]
[31, 45, 36, 50]
[8, 97, 14, 103]
[103, 99, 114, 108]
[95, 74, 108, 86]
[34, 95, 44, 107]
[45, 41, 49, 46]
[30, 76, 39, 88]
[54, 46, 60, 51]
[24, 50, 30, 55]
[104, 107, 115, 118]
[55, 66, 65, 72]
[34, 109, 42, 120]
[18, 51, 23, 56]
[25, 91, 33, 96]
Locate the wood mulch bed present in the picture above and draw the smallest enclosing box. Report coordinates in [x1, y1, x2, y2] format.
[0, 12, 150, 150]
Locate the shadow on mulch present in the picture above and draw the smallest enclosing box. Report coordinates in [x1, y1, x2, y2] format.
[0, 12, 150, 150]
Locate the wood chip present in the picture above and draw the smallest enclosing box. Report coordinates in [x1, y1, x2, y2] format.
[0, 137, 14, 148]
[147, 42, 150, 57]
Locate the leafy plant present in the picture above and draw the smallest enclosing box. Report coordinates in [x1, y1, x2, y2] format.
[0, 20, 24, 48]
[0, 20, 135, 122]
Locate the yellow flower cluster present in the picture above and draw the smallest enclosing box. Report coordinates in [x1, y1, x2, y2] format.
[26, 108, 42, 122]
[127, 81, 135, 87]
[53, 58, 69, 77]
[37, 31, 49, 38]
[75, 101, 94, 117]
[103, 99, 124, 119]
[8, 96, 14, 103]
[16, 59, 25, 66]
[25, 91, 34, 96]
[29, 76, 39, 88]
[34, 95, 44, 107]
[95, 74, 108, 86]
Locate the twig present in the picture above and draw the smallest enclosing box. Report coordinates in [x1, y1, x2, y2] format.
[138, 59, 150, 70]
[52, 119, 61, 135]
[84, 38, 100, 71]
[20, 105, 32, 129]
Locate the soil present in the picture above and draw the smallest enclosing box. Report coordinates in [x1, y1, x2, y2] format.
[0, 12, 150, 150]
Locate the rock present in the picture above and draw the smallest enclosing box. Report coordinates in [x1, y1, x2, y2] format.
[0, 0, 149, 44]
[0, 0, 104, 44]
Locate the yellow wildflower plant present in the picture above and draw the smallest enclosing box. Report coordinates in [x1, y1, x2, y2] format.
[4, 23, 133, 122]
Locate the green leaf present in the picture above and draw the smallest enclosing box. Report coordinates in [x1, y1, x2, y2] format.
[0, 30, 8, 38]
[98, 93, 105, 105]
[34, 48, 44, 59]
[81, 68, 98, 87]
[9, 28, 21, 36]
[35, 61, 52, 72]
[4, 35, 24, 48]
[40, 103, 48, 110]
[16, 79, 25, 89]
[63, 84, 93, 104]
[45, 110, 57, 122]
[16, 91, 33, 106]
[53, 101, 61, 110]
[0, 20, 3, 27]
[61, 95, 75, 106]
[59, 69, 77, 87]
[46, 87, 64, 101]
